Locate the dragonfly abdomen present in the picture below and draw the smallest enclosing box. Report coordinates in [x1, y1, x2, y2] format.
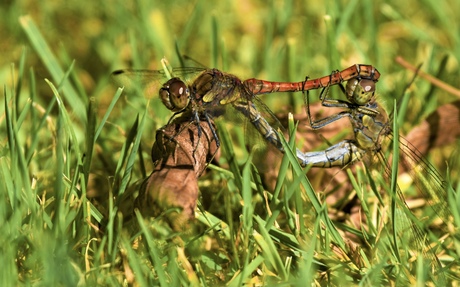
[243, 78, 304, 95]
[233, 101, 284, 151]
[297, 140, 366, 168]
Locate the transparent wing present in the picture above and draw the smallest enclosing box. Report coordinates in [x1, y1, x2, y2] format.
[110, 67, 206, 98]
[393, 134, 450, 221]
[374, 148, 446, 284]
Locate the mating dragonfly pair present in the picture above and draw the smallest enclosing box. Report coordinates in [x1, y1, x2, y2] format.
[112, 64, 380, 166]
[112, 62, 449, 279]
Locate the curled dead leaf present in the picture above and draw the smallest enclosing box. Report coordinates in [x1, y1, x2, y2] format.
[134, 113, 218, 231]
[405, 100, 460, 156]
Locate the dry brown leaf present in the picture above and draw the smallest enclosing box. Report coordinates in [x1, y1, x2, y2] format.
[405, 100, 460, 155]
[134, 113, 218, 231]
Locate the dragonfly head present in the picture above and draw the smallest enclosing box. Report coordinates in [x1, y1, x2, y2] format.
[346, 78, 375, 106]
[159, 78, 191, 112]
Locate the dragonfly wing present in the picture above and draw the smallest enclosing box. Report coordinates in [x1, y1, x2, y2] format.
[171, 67, 207, 77]
[251, 97, 288, 146]
[111, 69, 168, 98]
[397, 135, 450, 221]
[223, 98, 286, 174]
[373, 150, 446, 284]
[111, 67, 206, 98]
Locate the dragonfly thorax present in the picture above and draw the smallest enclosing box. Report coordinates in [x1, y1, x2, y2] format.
[159, 78, 191, 112]
[346, 78, 375, 105]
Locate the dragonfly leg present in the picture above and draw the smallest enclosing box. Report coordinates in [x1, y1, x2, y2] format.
[190, 111, 205, 162]
[306, 73, 380, 121]
[204, 112, 220, 148]
[161, 110, 206, 164]
[193, 110, 203, 139]
[190, 110, 217, 151]
[305, 79, 380, 130]
[318, 83, 359, 109]
[167, 109, 187, 125]
[312, 111, 354, 129]
[305, 83, 354, 129]
[193, 111, 220, 175]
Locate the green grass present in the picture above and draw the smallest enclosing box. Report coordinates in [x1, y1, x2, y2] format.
[1, 0, 460, 285]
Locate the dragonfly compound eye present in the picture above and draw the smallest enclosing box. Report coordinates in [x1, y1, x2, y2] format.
[159, 78, 190, 111]
[346, 79, 375, 106]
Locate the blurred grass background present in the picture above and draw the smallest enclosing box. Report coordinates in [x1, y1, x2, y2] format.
[1, 0, 460, 285]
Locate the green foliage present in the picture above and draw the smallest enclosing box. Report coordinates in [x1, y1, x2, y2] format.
[1, 0, 459, 285]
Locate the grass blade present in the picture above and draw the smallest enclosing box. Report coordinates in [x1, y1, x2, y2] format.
[20, 15, 86, 122]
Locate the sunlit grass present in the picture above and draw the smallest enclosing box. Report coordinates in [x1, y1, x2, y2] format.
[1, 0, 460, 285]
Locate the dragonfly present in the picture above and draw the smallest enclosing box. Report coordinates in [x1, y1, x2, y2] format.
[299, 75, 450, 281]
[111, 64, 380, 167]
